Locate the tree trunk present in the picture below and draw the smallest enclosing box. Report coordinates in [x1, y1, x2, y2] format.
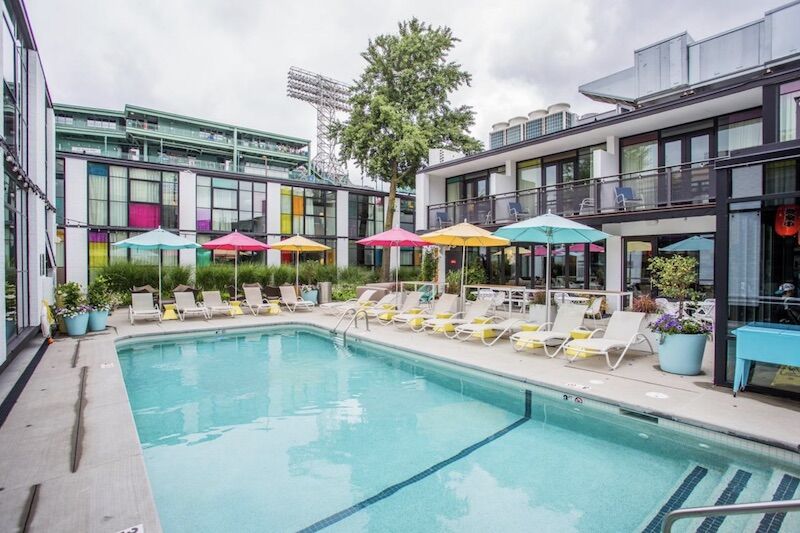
[382, 160, 398, 283]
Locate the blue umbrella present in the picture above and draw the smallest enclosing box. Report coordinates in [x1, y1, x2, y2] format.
[113, 227, 201, 308]
[661, 235, 714, 252]
[494, 213, 610, 322]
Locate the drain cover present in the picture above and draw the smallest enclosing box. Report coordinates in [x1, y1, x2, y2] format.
[645, 391, 669, 399]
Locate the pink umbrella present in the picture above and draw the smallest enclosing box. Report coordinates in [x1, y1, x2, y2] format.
[523, 243, 605, 256]
[357, 227, 431, 289]
[569, 243, 605, 254]
[202, 230, 270, 299]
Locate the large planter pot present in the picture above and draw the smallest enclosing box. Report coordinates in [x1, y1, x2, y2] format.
[87, 310, 109, 332]
[64, 313, 90, 337]
[658, 333, 707, 375]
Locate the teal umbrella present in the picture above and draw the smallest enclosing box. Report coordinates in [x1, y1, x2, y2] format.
[113, 227, 201, 308]
[661, 235, 714, 252]
[494, 212, 610, 322]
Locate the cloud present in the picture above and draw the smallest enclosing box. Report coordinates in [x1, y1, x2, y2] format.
[28, 0, 773, 168]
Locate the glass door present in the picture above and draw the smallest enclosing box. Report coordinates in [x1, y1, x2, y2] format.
[660, 129, 713, 205]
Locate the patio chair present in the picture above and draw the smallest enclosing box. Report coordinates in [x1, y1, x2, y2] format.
[416, 299, 492, 337]
[202, 291, 234, 318]
[476, 288, 506, 311]
[508, 201, 530, 221]
[578, 197, 596, 215]
[585, 297, 603, 326]
[562, 310, 654, 370]
[263, 285, 282, 301]
[320, 289, 377, 315]
[131, 284, 157, 294]
[393, 293, 457, 328]
[279, 285, 315, 312]
[243, 286, 276, 316]
[174, 292, 210, 321]
[614, 187, 645, 211]
[510, 303, 588, 357]
[654, 298, 680, 315]
[129, 292, 161, 325]
[435, 211, 453, 228]
[371, 291, 422, 325]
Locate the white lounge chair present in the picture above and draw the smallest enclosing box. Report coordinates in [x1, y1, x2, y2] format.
[392, 293, 458, 328]
[510, 303, 588, 357]
[585, 297, 603, 326]
[202, 291, 234, 318]
[279, 286, 315, 312]
[372, 292, 422, 325]
[363, 293, 400, 317]
[417, 299, 492, 337]
[129, 293, 161, 325]
[174, 292, 209, 321]
[452, 303, 544, 345]
[242, 286, 276, 316]
[320, 289, 376, 315]
[562, 310, 654, 370]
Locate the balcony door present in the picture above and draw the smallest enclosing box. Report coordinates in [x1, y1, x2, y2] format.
[543, 154, 576, 215]
[660, 125, 714, 206]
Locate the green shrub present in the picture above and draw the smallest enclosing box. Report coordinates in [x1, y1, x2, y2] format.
[195, 264, 234, 292]
[394, 266, 419, 281]
[445, 262, 487, 294]
[100, 262, 191, 297]
[272, 265, 296, 285]
[420, 248, 436, 281]
[332, 284, 357, 301]
[337, 266, 379, 286]
[298, 261, 338, 284]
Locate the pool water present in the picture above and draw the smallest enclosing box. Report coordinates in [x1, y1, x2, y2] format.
[117, 327, 800, 533]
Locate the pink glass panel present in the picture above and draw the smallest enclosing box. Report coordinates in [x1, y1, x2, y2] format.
[128, 203, 161, 229]
[196, 208, 212, 231]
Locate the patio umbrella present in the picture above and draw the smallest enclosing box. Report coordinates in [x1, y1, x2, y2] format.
[661, 235, 714, 252]
[269, 235, 331, 290]
[356, 227, 431, 291]
[421, 222, 509, 309]
[112, 227, 201, 308]
[202, 230, 270, 299]
[494, 212, 610, 322]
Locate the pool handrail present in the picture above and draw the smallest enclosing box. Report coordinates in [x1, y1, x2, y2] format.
[662, 498, 800, 532]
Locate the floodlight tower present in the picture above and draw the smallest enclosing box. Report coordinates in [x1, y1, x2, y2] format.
[287, 67, 351, 184]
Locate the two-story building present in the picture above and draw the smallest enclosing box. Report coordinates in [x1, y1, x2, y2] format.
[415, 1, 800, 399]
[54, 104, 417, 286]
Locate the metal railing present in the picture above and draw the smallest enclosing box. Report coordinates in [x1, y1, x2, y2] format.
[427, 160, 717, 228]
[662, 498, 800, 532]
[334, 308, 370, 340]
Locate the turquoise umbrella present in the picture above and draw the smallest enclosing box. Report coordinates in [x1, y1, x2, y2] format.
[661, 235, 714, 252]
[494, 212, 610, 322]
[113, 227, 201, 308]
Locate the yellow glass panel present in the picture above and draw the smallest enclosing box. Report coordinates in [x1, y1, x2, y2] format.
[280, 214, 292, 234]
[89, 241, 108, 268]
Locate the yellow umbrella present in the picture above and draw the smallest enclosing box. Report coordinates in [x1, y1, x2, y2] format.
[269, 235, 331, 290]
[421, 222, 509, 308]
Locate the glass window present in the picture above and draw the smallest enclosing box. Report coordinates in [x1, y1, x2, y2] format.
[765, 160, 799, 195]
[517, 159, 541, 190]
[621, 138, 658, 174]
[779, 80, 800, 142]
[55, 158, 65, 225]
[196, 175, 266, 234]
[718, 110, 762, 156]
[281, 186, 335, 236]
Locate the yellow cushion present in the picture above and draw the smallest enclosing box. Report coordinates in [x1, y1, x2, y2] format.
[433, 323, 456, 333]
[570, 329, 591, 339]
[515, 340, 544, 350]
[381, 304, 397, 310]
[519, 323, 540, 332]
[408, 317, 425, 328]
[379, 311, 397, 321]
[435, 312, 453, 319]
[407, 308, 423, 315]
[471, 328, 497, 339]
[472, 316, 492, 324]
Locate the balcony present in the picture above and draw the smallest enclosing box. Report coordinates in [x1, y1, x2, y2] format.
[126, 120, 234, 145]
[427, 161, 716, 228]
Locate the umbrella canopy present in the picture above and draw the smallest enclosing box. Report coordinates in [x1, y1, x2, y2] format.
[202, 231, 270, 299]
[421, 222, 509, 309]
[661, 235, 714, 252]
[524, 243, 605, 256]
[269, 235, 331, 289]
[357, 227, 431, 290]
[494, 213, 610, 322]
[113, 228, 201, 308]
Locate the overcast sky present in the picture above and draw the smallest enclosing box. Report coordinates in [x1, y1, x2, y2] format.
[28, 0, 771, 177]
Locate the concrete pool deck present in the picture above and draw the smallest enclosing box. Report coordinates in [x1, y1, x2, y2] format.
[0, 308, 798, 531]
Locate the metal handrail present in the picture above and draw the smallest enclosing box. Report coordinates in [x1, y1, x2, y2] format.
[662, 498, 800, 532]
[333, 308, 370, 339]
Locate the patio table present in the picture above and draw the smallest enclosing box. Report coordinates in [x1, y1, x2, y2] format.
[731, 322, 800, 396]
[463, 284, 539, 316]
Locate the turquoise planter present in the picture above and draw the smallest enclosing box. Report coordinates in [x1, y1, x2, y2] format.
[64, 313, 89, 337]
[88, 310, 109, 332]
[302, 290, 318, 304]
[658, 333, 707, 375]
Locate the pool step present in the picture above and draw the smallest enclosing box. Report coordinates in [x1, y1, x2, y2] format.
[692, 467, 754, 532]
[641, 464, 712, 533]
[740, 470, 800, 533]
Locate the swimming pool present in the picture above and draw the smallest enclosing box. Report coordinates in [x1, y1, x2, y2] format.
[117, 326, 800, 532]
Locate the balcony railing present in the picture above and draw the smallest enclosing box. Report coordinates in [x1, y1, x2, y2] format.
[126, 120, 234, 145]
[427, 160, 716, 228]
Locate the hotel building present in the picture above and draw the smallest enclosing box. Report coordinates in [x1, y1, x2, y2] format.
[54, 104, 417, 285]
[415, 2, 800, 398]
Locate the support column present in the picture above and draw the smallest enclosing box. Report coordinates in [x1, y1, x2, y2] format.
[64, 158, 88, 287]
[266, 182, 282, 266]
[178, 170, 197, 270]
[336, 190, 349, 268]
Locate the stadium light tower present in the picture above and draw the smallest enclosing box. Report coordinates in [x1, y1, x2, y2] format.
[287, 67, 351, 184]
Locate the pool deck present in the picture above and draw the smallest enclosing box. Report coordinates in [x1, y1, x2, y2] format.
[1, 308, 799, 532]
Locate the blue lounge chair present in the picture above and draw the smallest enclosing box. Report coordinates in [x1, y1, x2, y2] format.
[615, 187, 645, 211]
[508, 201, 530, 221]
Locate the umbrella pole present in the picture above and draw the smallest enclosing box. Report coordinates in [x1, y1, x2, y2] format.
[234, 248, 238, 301]
[460, 245, 467, 312]
[295, 250, 299, 293]
[545, 242, 551, 324]
[158, 250, 163, 311]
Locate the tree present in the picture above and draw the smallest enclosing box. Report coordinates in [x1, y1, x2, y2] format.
[648, 255, 699, 318]
[336, 18, 483, 280]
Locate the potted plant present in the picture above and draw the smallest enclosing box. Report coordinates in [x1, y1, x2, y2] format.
[87, 276, 113, 331]
[647, 256, 712, 375]
[55, 282, 90, 336]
